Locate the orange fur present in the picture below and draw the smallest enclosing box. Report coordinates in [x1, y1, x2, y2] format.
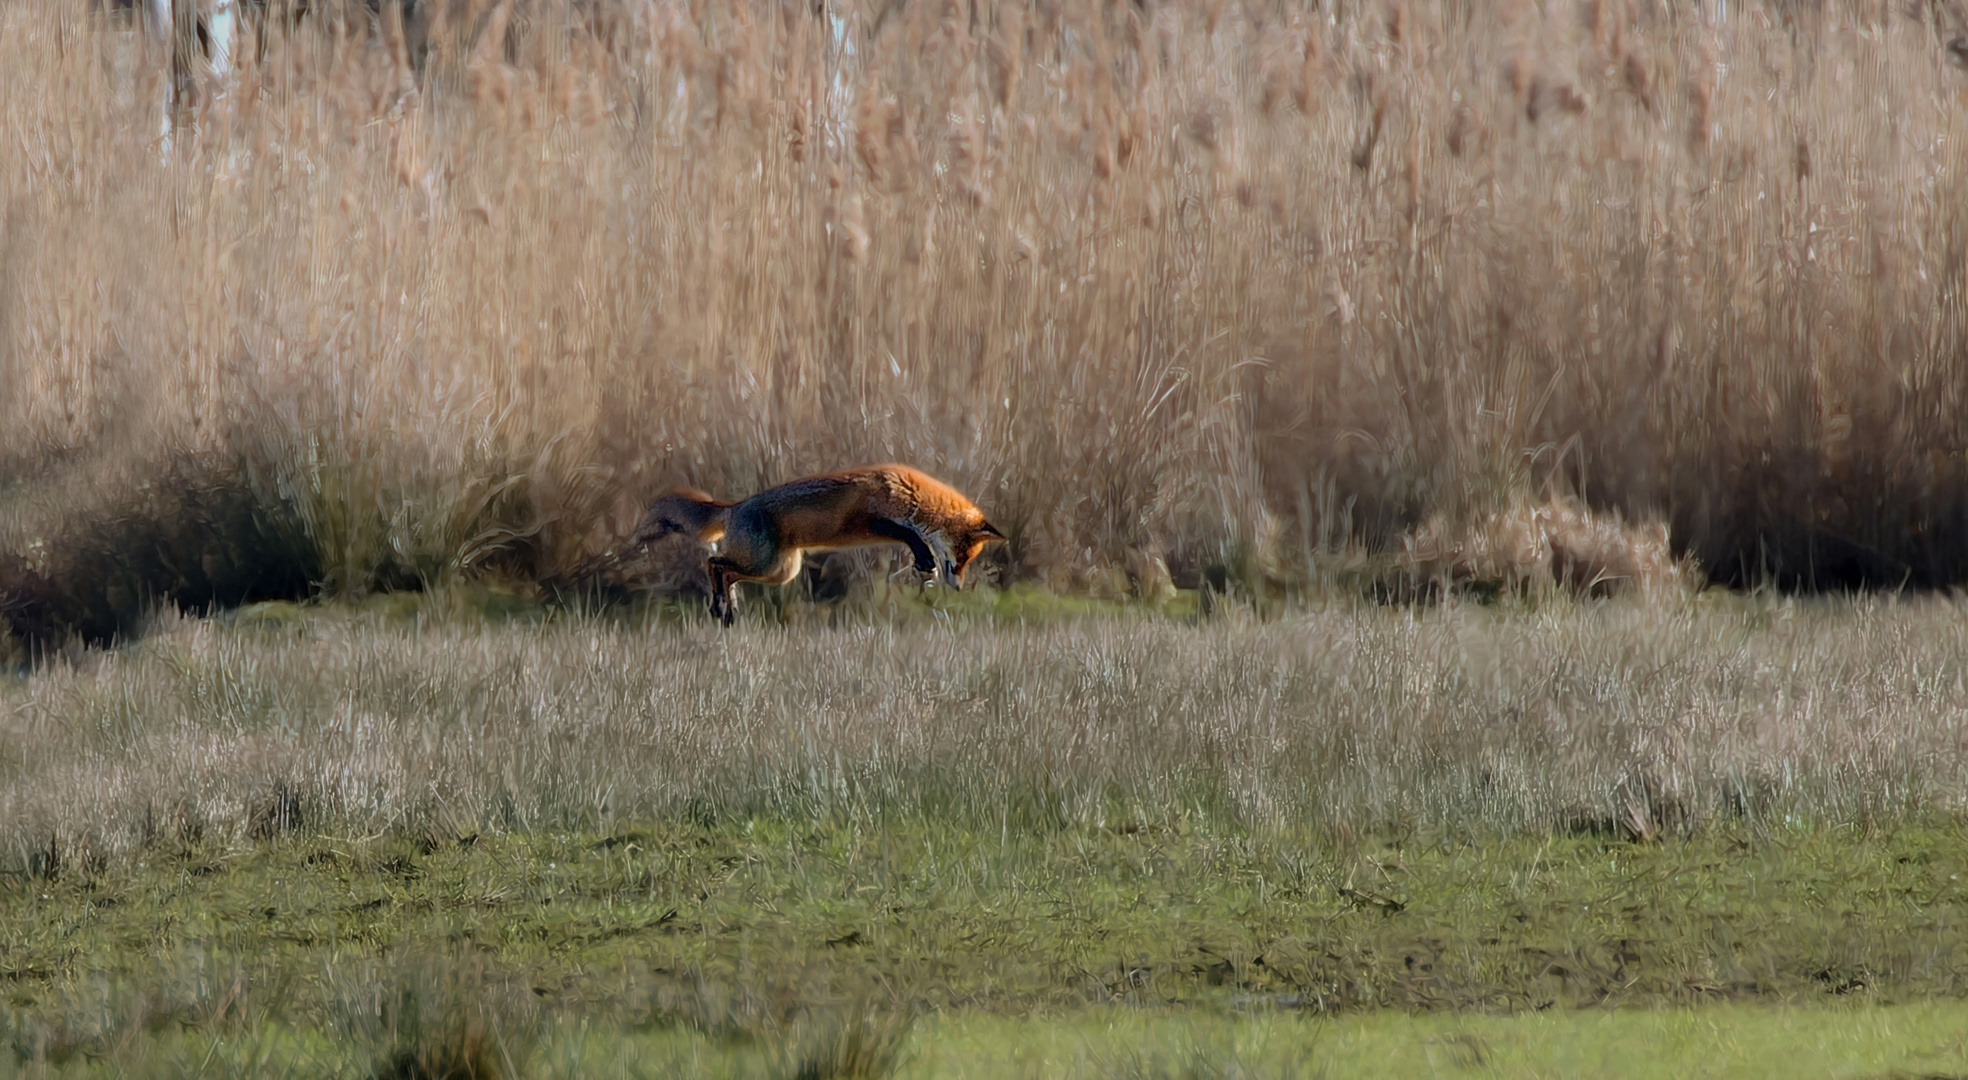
[633, 465, 1005, 624]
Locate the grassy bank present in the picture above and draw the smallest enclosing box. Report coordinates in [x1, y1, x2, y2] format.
[13, 812, 1968, 1013]
[8, 812, 1968, 1075]
[4, 597, 1968, 1072]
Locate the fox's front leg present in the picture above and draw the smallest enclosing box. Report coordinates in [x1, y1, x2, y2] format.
[905, 526, 958, 588]
[927, 532, 959, 588]
[869, 517, 942, 586]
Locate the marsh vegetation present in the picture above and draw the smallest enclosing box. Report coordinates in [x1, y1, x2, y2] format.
[6, 596, 1968, 1074]
[5, 0, 1968, 1071]
[4, 0, 1968, 645]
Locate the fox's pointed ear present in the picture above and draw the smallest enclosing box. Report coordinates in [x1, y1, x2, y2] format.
[978, 522, 1005, 540]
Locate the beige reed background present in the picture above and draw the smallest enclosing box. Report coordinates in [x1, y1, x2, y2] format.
[3, 0, 1968, 638]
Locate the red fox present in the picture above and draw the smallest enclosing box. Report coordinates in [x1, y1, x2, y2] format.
[633, 465, 1005, 624]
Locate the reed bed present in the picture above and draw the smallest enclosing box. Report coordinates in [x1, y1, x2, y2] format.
[2, 0, 1967, 643]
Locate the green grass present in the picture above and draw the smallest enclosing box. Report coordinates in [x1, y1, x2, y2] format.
[11, 596, 1968, 1073]
[910, 1004, 1968, 1079]
[10, 990, 1968, 1078]
[8, 814, 1968, 1073]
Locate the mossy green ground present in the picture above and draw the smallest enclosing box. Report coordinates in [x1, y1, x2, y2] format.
[7, 815, 1968, 1075]
[8, 1002, 1968, 1078]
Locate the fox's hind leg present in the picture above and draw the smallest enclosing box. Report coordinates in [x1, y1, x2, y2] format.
[706, 558, 741, 625]
[705, 546, 804, 626]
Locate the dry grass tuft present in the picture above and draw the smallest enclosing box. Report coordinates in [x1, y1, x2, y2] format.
[336, 957, 537, 1080]
[371, 1010, 508, 1080]
[1397, 496, 1688, 598]
[778, 1003, 915, 1080]
[1, 957, 267, 1066]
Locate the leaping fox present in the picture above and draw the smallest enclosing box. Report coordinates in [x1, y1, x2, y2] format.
[633, 464, 1005, 624]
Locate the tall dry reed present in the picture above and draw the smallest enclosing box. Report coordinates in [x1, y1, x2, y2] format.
[3, 0, 1966, 638]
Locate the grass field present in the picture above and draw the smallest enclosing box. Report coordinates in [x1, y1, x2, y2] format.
[8, 0, 1968, 1072]
[7, 594, 1968, 1074]
[12, 1000, 1968, 1077]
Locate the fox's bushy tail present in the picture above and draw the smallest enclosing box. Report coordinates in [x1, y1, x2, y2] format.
[633, 488, 732, 545]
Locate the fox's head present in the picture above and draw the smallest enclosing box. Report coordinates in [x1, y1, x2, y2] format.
[633, 488, 729, 546]
[946, 521, 1007, 585]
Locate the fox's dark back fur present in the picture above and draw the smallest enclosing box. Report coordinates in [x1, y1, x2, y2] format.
[736, 466, 987, 539]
